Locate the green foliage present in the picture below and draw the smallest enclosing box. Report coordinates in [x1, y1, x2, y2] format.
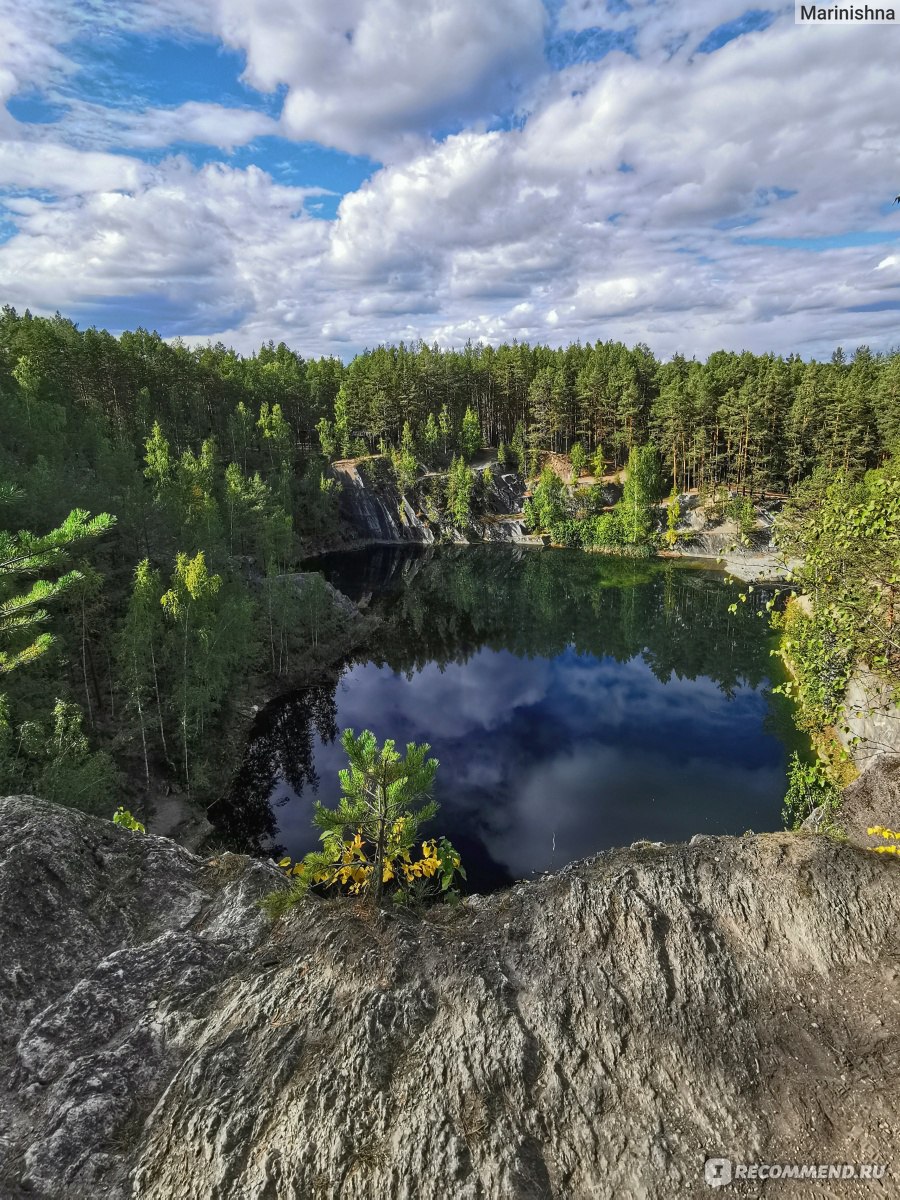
[160, 551, 255, 791]
[227, 401, 255, 470]
[0, 696, 118, 814]
[296, 461, 339, 539]
[333, 390, 351, 457]
[782, 752, 842, 830]
[591, 445, 606, 479]
[459, 407, 482, 461]
[511, 421, 527, 472]
[118, 558, 168, 779]
[569, 442, 587, 479]
[0, 502, 115, 675]
[524, 468, 568, 533]
[774, 459, 900, 737]
[391, 446, 419, 494]
[316, 416, 338, 460]
[439, 404, 452, 457]
[446, 456, 475, 528]
[113, 806, 146, 833]
[257, 402, 292, 469]
[422, 411, 440, 464]
[266, 728, 464, 912]
[620, 445, 662, 545]
[771, 600, 851, 733]
[143, 421, 172, 497]
[726, 494, 756, 543]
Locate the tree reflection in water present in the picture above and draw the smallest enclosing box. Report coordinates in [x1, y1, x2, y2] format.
[211, 684, 337, 855]
[213, 546, 806, 890]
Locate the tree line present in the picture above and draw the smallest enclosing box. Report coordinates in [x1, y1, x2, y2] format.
[317, 339, 898, 495]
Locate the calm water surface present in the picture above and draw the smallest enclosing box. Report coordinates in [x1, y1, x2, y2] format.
[218, 546, 806, 892]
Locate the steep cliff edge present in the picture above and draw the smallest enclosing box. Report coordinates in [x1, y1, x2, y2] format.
[329, 457, 538, 548]
[2, 767, 899, 1199]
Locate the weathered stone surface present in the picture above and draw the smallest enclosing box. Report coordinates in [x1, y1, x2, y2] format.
[838, 669, 900, 767]
[2, 785, 900, 1199]
[822, 753, 900, 847]
[329, 456, 537, 548]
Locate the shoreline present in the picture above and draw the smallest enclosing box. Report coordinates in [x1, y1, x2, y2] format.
[303, 532, 795, 585]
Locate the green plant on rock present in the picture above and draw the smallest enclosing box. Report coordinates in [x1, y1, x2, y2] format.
[569, 442, 587, 480]
[524, 468, 567, 533]
[446, 456, 475, 528]
[782, 752, 842, 830]
[726, 495, 756, 544]
[391, 446, 419, 494]
[770, 597, 852, 734]
[262, 728, 465, 917]
[113, 807, 146, 833]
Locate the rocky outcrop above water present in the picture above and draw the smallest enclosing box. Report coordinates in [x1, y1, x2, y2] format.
[330, 456, 538, 548]
[3, 765, 900, 1199]
[331, 458, 435, 544]
[668, 495, 795, 581]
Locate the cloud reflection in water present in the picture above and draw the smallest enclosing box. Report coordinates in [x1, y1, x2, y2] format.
[265, 644, 786, 891]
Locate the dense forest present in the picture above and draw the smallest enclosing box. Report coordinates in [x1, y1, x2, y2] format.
[0, 305, 897, 823]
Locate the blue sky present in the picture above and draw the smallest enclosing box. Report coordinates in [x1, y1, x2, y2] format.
[0, 0, 898, 357]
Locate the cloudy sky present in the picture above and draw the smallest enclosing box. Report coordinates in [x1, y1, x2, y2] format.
[0, 0, 898, 358]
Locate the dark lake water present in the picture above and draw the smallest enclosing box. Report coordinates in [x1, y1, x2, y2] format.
[216, 546, 807, 892]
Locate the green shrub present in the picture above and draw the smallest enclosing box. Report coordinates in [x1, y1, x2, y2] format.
[782, 752, 841, 830]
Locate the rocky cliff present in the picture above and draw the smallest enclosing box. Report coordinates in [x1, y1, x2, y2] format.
[330, 457, 538, 548]
[2, 765, 899, 1199]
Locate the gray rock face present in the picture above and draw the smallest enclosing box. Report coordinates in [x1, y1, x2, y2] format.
[2, 789, 900, 1199]
[819, 753, 900, 847]
[332, 460, 433, 544]
[838, 669, 900, 767]
[331, 458, 536, 547]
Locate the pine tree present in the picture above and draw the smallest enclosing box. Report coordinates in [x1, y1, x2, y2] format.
[422, 411, 440, 464]
[665, 485, 680, 548]
[446, 456, 474, 528]
[1, 491, 115, 676]
[315, 417, 338, 460]
[308, 728, 439, 906]
[143, 421, 173, 498]
[160, 551, 254, 791]
[511, 421, 527, 472]
[228, 401, 255, 473]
